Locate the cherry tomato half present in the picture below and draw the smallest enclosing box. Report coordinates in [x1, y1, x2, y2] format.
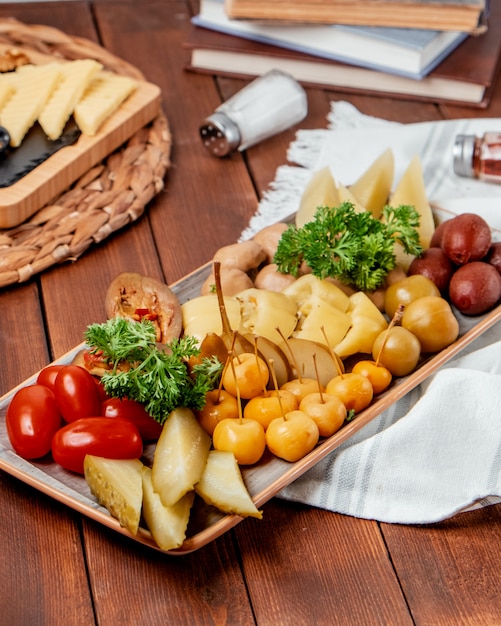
[52, 417, 143, 474]
[54, 365, 101, 423]
[37, 364, 65, 391]
[6, 384, 63, 459]
[101, 397, 163, 441]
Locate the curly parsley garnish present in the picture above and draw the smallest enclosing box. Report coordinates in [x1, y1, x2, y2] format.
[274, 202, 423, 291]
[85, 318, 222, 424]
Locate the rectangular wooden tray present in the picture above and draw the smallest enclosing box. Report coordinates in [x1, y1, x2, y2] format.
[0, 260, 500, 555]
[0, 79, 161, 228]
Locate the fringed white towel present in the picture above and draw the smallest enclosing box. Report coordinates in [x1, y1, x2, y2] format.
[240, 101, 501, 241]
[242, 101, 501, 523]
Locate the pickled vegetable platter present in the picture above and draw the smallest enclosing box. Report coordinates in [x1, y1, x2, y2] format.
[1, 256, 500, 555]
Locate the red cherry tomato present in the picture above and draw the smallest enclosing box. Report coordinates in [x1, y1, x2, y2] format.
[53, 365, 101, 423]
[6, 385, 62, 459]
[37, 364, 65, 391]
[52, 417, 143, 474]
[101, 397, 163, 441]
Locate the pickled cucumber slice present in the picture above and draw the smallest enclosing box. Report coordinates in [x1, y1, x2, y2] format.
[84, 455, 143, 534]
[141, 466, 194, 551]
[295, 166, 340, 227]
[195, 450, 263, 519]
[349, 148, 394, 218]
[151, 407, 211, 507]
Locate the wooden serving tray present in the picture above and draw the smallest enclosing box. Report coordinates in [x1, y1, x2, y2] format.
[0, 260, 500, 556]
[0, 79, 161, 228]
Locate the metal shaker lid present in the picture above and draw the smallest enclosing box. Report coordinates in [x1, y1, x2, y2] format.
[453, 134, 476, 178]
[199, 112, 241, 157]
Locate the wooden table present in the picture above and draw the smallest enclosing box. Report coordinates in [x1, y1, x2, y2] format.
[1, 2, 501, 624]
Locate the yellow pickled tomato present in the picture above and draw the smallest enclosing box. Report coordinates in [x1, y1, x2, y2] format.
[325, 373, 373, 414]
[401, 296, 459, 353]
[222, 352, 269, 400]
[212, 417, 266, 465]
[372, 326, 421, 377]
[243, 389, 298, 431]
[265, 410, 319, 462]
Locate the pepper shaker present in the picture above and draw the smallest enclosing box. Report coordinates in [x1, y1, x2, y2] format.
[200, 70, 308, 157]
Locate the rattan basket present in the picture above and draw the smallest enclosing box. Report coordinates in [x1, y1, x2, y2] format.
[0, 18, 172, 289]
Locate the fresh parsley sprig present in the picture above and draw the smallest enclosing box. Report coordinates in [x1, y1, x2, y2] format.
[274, 202, 423, 291]
[84, 318, 222, 424]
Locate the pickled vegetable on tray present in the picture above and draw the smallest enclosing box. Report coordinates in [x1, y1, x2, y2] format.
[84, 455, 143, 535]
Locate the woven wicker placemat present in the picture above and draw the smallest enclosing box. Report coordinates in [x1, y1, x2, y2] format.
[0, 18, 172, 289]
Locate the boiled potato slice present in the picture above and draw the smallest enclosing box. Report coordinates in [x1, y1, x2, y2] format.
[195, 450, 262, 519]
[181, 294, 241, 343]
[152, 407, 211, 507]
[84, 455, 143, 535]
[295, 166, 340, 227]
[141, 466, 194, 551]
[334, 292, 388, 358]
[389, 154, 436, 270]
[349, 148, 394, 218]
[236, 287, 297, 344]
[278, 337, 340, 387]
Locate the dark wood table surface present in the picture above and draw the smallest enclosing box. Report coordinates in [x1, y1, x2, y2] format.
[1, 2, 501, 624]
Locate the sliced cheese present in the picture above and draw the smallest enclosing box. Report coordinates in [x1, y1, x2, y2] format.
[38, 58, 102, 140]
[74, 71, 137, 136]
[0, 63, 62, 147]
[0, 75, 14, 111]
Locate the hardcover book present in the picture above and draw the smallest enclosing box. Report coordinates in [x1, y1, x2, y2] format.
[194, 0, 469, 79]
[224, 0, 488, 34]
[186, 1, 501, 108]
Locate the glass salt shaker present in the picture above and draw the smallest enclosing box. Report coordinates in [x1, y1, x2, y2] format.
[453, 132, 501, 183]
[199, 70, 308, 157]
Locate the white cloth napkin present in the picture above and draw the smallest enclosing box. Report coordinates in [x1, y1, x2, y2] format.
[242, 102, 501, 524]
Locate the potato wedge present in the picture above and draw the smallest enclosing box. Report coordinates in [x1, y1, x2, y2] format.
[84, 455, 143, 535]
[195, 450, 262, 519]
[151, 407, 211, 507]
[141, 466, 194, 551]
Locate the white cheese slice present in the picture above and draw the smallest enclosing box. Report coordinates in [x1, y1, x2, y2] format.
[73, 71, 137, 136]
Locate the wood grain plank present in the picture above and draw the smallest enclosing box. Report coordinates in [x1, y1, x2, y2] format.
[381, 506, 501, 625]
[235, 500, 413, 626]
[83, 520, 255, 625]
[0, 7, 108, 626]
[94, 1, 261, 283]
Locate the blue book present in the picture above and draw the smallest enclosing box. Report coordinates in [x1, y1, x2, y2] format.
[194, 0, 469, 79]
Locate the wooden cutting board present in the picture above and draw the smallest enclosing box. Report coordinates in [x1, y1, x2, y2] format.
[0, 79, 161, 229]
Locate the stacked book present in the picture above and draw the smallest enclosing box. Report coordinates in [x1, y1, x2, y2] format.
[185, 0, 500, 108]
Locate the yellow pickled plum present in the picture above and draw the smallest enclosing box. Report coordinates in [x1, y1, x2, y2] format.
[384, 275, 440, 319]
[265, 410, 319, 462]
[243, 389, 298, 431]
[195, 389, 240, 436]
[351, 360, 392, 395]
[325, 373, 373, 414]
[401, 296, 459, 353]
[222, 352, 269, 400]
[372, 326, 421, 377]
[213, 417, 266, 465]
[299, 392, 347, 438]
[280, 377, 322, 403]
